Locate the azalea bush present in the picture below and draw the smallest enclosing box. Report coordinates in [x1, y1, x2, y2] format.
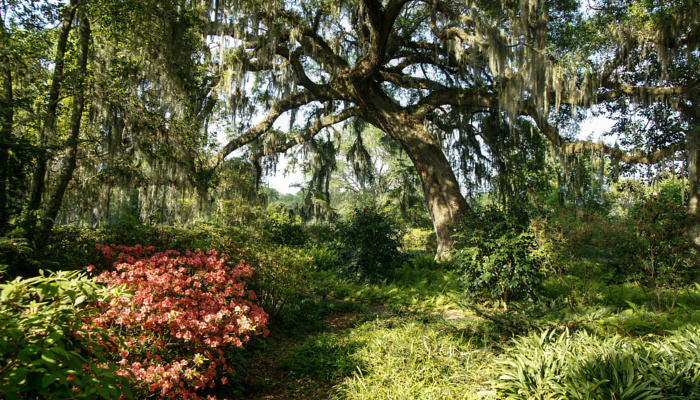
[90, 244, 269, 400]
[0, 270, 130, 399]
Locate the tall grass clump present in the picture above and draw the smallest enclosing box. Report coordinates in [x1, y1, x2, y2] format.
[495, 327, 700, 399]
[334, 317, 492, 400]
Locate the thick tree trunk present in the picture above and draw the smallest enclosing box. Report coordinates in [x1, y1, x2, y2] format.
[41, 10, 90, 236]
[26, 1, 77, 227]
[687, 125, 700, 250]
[0, 58, 12, 232]
[395, 120, 471, 261]
[365, 108, 470, 260]
[352, 83, 471, 260]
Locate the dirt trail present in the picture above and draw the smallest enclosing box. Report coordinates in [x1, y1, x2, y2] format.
[239, 310, 364, 400]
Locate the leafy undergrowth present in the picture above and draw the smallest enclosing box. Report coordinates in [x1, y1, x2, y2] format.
[495, 327, 700, 399]
[235, 296, 367, 400]
[332, 315, 494, 400]
[311, 264, 463, 313]
[257, 272, 700, 400]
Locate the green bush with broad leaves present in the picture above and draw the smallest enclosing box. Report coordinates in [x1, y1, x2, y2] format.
[495, 327, 700, 399]
[628, 187, 699, 312]
[0, 270, 131, 399]
[334, 208, 406, 282]
[453, 206, 545, 310]
[246, 246, 313, 319]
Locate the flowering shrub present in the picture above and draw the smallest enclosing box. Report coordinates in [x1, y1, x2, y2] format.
[89, 244, 268, 400]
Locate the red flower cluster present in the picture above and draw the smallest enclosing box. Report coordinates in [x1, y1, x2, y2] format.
[89, 244, 268, 400]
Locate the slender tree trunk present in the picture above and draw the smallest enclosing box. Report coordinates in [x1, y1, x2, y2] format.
[41, 10, 91, 235]
[26, 0, 78, 227]
[0, 57, 13, 232]
[687, 125, 700, 250]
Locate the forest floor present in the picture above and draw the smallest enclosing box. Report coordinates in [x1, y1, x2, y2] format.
[239, 307, 366, 400]
[238, 298, 473, 400]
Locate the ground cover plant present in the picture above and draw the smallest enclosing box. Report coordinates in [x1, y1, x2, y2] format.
[495, 328, 700, 399]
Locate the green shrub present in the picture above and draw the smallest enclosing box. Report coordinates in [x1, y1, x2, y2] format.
[39, 225, 264, 274]
[305, 223, 337, 246]
[0, 271, 131, 399]
[334, 208, 406, 282]
[531, 207, 641, 310]
[302, 244, 338, 271]
[263, 210, 308, 246]
[401, 228, 435, 252]
[246, 246, 312, 319]
[454, 207, 545, 310]
[628, 188, 699, 312]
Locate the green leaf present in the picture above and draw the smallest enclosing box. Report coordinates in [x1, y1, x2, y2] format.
[42, 373, 57, 388]
[50, 346, 70, 357]
[7, 367, 28, 388]
[74, 294, 87, 306]
[97, 386, 112, 399]
[41, 350, 58, 365]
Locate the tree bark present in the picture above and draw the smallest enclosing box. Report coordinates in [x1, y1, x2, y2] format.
[0, 58, 12, 232]
[687, 125, 700, 250]
[392, 118, 470, 261]
[26, 0, 78, 226]
[356, 89, 471, 260]
[40, 9, 91, 235]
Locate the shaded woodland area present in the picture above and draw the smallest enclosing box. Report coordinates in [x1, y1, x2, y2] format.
[1, 0, 700, 399]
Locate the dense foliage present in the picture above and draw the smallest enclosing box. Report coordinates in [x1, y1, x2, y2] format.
[2, 1, 700, 397]
[454, 207, 545, 309]
[333, 208, 406, 282]
[0, 271, 130, 399]
[496, 328, 700, 399]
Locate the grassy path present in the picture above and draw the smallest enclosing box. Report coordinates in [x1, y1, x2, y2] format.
[236, 297, 494, 400]
[239, 302, 370, 400]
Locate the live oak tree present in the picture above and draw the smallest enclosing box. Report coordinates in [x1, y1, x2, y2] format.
[200, 0, 699, 258]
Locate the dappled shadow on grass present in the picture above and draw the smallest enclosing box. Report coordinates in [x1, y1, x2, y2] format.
[234, 272, 700, 400]
[234, 295, 367, 400]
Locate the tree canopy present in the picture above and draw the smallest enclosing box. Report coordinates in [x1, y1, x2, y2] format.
[2, 0, 699, 258]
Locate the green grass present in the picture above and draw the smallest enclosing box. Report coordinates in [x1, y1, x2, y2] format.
[314, 263, 463, 312]
[281, 315, 494, 400]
